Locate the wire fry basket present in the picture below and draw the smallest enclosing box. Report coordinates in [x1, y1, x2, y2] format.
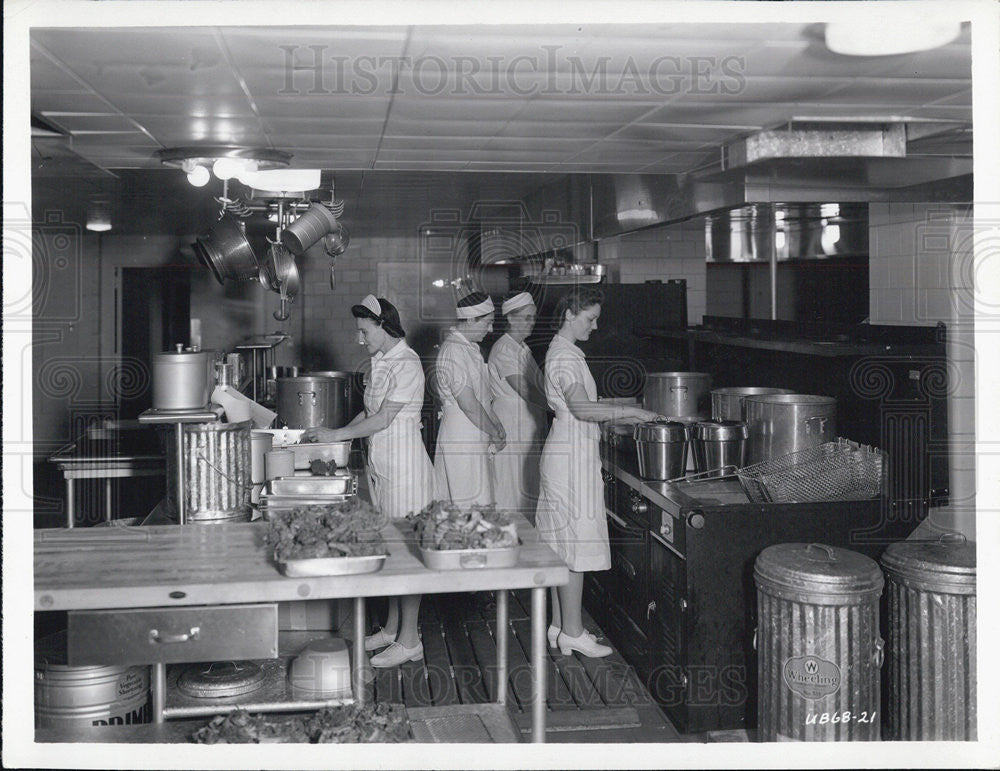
[736, 438, 884, 503]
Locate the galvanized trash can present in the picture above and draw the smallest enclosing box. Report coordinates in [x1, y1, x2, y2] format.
[35, 630, 150, 730]
[755, 543, 884, 741]
[881, 534, 976, 740]
[165, 420, 252, 523]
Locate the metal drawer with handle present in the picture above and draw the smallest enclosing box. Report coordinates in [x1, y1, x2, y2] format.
[67, 604, 279, 666]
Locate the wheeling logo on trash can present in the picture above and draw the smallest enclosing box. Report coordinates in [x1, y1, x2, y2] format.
[782, 655, 841, 700]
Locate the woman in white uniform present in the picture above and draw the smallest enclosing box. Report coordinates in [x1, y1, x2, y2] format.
[305, 295, 433, 668]
[535, 289, 663, 658]
[433, 292, 506, 506]
[488, 292, 547, 516]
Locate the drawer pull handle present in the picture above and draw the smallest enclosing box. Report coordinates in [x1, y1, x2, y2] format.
[647, 600, 656, 620]
[149, 627, 200, 645]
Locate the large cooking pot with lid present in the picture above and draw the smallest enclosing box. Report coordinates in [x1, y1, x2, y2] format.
[742, 393, 836, 464]
[275, 375, 351, 429]
[634, 420, 689, 480]
[711, 387, 794, 421]
[643, 372, 712, 419]
[305, 370, 363, 423]
[152, 344, 215, 411]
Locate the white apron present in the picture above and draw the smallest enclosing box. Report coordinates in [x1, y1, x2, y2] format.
[364, 340, 434, 521]
[488, 333, 545, 515]
[535, 334, 609, 572]
[433, 330, 494, 506]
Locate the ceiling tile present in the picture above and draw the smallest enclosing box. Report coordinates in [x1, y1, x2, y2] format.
[822, 78, 972, 106]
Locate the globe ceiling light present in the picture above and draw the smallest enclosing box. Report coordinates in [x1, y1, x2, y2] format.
[156, 146, 292, 188]
[824, 20, 962, 56]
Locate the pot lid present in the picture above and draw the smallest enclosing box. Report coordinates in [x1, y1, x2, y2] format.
[711, 386, 793, 396]
[177, 660, 266, 698]
[743, 393, 835, 406]
[634, 420, 688, 442]
[692, 420, 748, 440]
[646, 371, 712, 379]
[754, 542, 883, 596]
[881, 534, 976, 593]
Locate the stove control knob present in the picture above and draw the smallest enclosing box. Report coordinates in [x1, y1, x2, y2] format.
[630, 497, 649, 516]
[688, 511, 705, 529]
[660, 521, 673, 539]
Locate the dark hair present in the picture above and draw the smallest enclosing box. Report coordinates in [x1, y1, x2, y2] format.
[554, 288, 603, 328]
[351, 297, 405, 338]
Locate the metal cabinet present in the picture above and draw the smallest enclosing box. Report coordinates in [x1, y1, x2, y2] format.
[648, 535, 688, 731]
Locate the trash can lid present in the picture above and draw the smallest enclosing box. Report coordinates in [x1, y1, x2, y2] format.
[881, 534, 976, 594]
[754, 542, 884, 602]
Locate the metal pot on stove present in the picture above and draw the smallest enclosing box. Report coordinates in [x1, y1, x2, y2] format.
[634, 421, 689, 481]
[643, 372, 712, 419]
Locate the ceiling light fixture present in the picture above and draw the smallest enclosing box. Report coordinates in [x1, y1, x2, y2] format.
[156, 146, 292, 188]
[824, 20, 962, 56]
[85, 200, 112, 232]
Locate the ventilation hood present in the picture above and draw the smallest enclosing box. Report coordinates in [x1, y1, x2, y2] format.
[587, 120, 972, 241]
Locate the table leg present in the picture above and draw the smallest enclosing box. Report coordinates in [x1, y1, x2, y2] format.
[105, 478, 113, 523]
[531, 587, 547, 743]
[353, 597, 366, 705]
[65, 478, 74, 529]
[152, 662, 166, 723]
[495, 590, 508, 706]
[175, 423, 185, 526]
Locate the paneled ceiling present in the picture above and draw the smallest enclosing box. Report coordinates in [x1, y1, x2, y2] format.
[29, 23, 972, 234]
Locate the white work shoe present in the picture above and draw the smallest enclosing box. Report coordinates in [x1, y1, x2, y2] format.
[370, 640, 424, 668]
[558, 630, 612, 658]
[547, 626, 599, 649]
[364, 628, 396, 652]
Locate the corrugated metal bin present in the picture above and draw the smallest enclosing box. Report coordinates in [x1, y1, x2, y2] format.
[166, 420, 252, 523]
[755, 543, 884, 741]
[881, 534, 976, 740]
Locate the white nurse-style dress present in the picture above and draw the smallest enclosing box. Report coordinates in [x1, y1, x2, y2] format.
[488, 333, 545, 514]
[365, 339, 434, 520]
[535, 334, 610, 572]
[433, 329, 495, 507]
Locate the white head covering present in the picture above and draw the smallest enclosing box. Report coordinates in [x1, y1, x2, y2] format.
[359, 294, 382, 318]
[501, 292, 534, 316]
[455, 293, 495, 320]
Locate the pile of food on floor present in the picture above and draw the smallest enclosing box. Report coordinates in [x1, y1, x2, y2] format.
[191, 703, 412, 744]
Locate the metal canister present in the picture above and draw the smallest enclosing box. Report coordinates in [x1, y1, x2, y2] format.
[151, 346, 215, 411]
[35, 631, 150, 729]
[755, 543, 884, 742]
[881, 535, 976, 740]
[166, 420, 252, 523]
[304, 370, 364, 422]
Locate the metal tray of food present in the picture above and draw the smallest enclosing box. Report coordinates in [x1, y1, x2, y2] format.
[276, 553, 388, 577]
[287, 441, 351, 470]
[418, 542, 521, 570]
[259, 494, 354, 517]
[269, 476, 356, 497]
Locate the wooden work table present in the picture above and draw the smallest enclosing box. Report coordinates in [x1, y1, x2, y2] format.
[34, 517, 568, 743]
